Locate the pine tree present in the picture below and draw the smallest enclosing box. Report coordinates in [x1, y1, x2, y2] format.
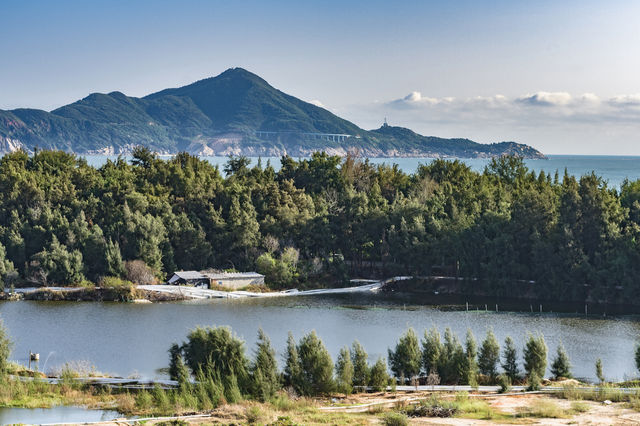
[501, 336, 520, 381]
[595, 358, 604, 383]
[478, 329, 501, 378]
[297, 331, 334, 395]
[351, 340, 369, 388]
[550, 342, 572, 379]
[421, 326, 442, 376]
[369, 357, 391, 392]
[335, 346, 354, 395]
[388, 328, 421, 382]
[523, 333, 547, 379]
[635, 344, 640, 374]
[464, 329, 478, 384]
[283, 332, 301, 390]
[251, 328, 280, 401]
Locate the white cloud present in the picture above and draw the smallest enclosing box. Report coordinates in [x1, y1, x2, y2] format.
[517, 91, 573, 106]
[343, 90, 640, 154]
[308, 99, 325, 107]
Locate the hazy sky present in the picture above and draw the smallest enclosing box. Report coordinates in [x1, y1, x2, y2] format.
[2, 0, 640, 154]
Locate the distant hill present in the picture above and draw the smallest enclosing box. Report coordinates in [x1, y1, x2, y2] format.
[0, 68, 545, 158]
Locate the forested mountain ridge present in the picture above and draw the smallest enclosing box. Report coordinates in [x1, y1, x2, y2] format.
[0, 149, 636, 307]
[0, 68, 545, 158]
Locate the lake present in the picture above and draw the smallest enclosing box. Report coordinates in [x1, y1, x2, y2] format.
[82, 155, 640, 189]
[0, 406, 122, 424]
[1, 294, 639, 383]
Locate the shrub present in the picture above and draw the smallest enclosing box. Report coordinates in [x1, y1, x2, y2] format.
[497, 374, 511, 393]
[124, 260, 156, 285]
[382, 412, 408, 426]
[527, 371, 541, 391]
[245, 405, 262, 424]
[283, 332, 301, 391]
[0, 319, 12, 377]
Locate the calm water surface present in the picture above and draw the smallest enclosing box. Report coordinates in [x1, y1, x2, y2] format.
[1, 294, 638, 382]
[0, 406, 122, 424]
[83, 155, 640, 188]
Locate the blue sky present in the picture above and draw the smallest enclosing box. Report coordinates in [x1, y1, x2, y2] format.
[2, 0, 640, 154]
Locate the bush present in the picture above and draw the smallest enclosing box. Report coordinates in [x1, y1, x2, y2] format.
[527, 371, 541, 391]
[351, 340, 369, 389]
[382, 411, 408, 426]
[0, 319, 12, 377]
[125, 260, 156, 285]
[335, 346, 354, 395]
[497, 374, 511, 393]
[251, 329, 280, 402]
[595, 358, 605, 383]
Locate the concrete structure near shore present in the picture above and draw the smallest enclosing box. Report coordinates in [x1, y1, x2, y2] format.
[167, 270, 264, 290]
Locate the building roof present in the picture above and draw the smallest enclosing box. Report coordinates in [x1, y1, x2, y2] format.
[204, 272, 264, 280]
[168, 270, 264, 284]
[168, 271, 207, 284]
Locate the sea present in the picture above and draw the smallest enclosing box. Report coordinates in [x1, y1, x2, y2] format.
[82, 155, 640, 189]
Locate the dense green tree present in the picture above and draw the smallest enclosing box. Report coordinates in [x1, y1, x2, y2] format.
[283, 332, 301, 390]
[478, 329, 501, 378]
[297, 331, 334, 395]
[250, 329, 280, 401]
[550, 342, 572, 379]
[388, 328, 421, 382]
[180, 326, 249, 392]
[501, 337, 520, 382]
[523, 333, 548, 379]
[421, 326, 442, 376]
[351, 340, 369, 388]
[369, 357, 391, 392]
[335, 346, 354, 395]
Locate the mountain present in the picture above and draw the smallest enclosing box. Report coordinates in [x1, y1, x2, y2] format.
[0, 68, 545, 158]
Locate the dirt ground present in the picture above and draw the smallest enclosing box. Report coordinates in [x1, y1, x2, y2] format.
[94, 391, 640, 425]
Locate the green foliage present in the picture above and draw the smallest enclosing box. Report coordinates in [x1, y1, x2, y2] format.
[250, 329, 280, 402]
[524, 333, 547, 379]
[335, 346, 354, 395]
[421, 326, 442, 377]
[497, 374, 511, 393]
[501, 337, 520, 382]
[382, 411, 408, 426]
[283, 332, 301, 391]
[635, 344, 640, 374]
[351, 340, 369, 388]
[180, 326, 249, 393]
[550, 342, 572, 379]
[526, 371, 542, 391]
[388, 328, 421, 381]
[595, 358, 605, 383]
[478, 329, 500, 378]
[296, 331, 334, 396]
[369, 358, 391, 392]
[0, 319, 12, 377]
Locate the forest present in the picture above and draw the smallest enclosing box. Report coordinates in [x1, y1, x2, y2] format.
[0, 148, 638, 304]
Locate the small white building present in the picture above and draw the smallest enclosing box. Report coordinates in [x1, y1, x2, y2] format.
[167, 270, 264, 290]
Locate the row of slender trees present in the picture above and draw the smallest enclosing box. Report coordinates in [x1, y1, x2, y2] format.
[387, 327, 571, 387]
[168, 325, 586, 400]
[1, 149, 640, 303]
